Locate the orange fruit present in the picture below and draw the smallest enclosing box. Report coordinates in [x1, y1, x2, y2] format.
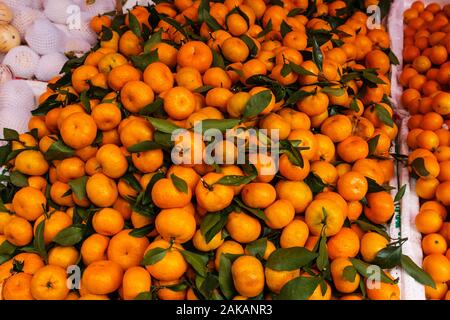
[82, 260, 124, 295]
[30, 265, 69, 300]
[327, 227, 360, 260]
[364, 191, 395, 225]
[121, 266, 152, 300]
[226, 211, 261, 244]
[331, 258, 360, 293]
[360, 232, 389, 262]
[305, 198, 345, 237]
[422, 253, 450, 283]
[177, 41, 213, 73]
[107, 230, 149, 270]
[231, 255, 264, 298]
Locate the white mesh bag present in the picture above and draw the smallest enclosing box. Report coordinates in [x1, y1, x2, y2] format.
[1, 0, 33, 10]
[35, 52, 68, 81]
[2, 46, 40, 79]
[25, 18, 66, 55]
[67, 12, 97, 45]
[64, 36, 92, 54]
[11, 6, 45, 38]
[30, 0, 43, 9]
[43, 0, 76, 24]
[0, 80, 35, 134]
[0, 65, 13, 85]
[123, 0, 153, 12]
[80, 0, 116, 17]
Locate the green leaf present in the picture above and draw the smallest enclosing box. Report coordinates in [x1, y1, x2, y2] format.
[280, 140, 305, 168]
[277, 276, 320, 300]
[304, 172, 326, 194]
[321, 86, 345, 96]
[245, 238, 267, 259]
[367, 134, 380, 156]
[394, 184, 407, 203]
[200, 211, 228, 244]
[218, 254, 235, 300]
[233, 198, 267, 221]
[411, 157, 429, 177]
[198, 0, 222, 31]
[131, 49, 159, 71]
[267, 247, 318, 271]
[147, 117, 181, 134]
[361, 69, 386, 85]
[9, 171, 28, 187]
[160, 16, 189, 40]
[170, 173, 188, 194]
[0, 240, 16, 255]
[196, 119, 241, 133]
[317, 234, 329, 272]
[242, 90, 272, 119]
[100, 25, 113, 41]
[285, 90, 314, 105]
[280, 20, 293, 38]
[121, 173, 142, 192]
[34, 220, 47, 260]
[342, 265, 357, 282]
[164, 282, 188, 292]
[212, 50, 225, 69]
[354, 220, 390, 240]
[194, 85, 214, 94]
[288, 8, 304, 17]
[240, 34, 258, 57]
[80, 91, 91, 113]
[139, 97, 164, 116]
[199, 274, 220, 299]
[257, 19, 272, 38]
[68, 176, 88, 201]
[386, 48, 399, 65]
[215, 175, 255, 186]
[401, 254, 435, 289]
[289, 62, 317, 76]
[31, 94, 62, 116]
[350, 258, 396, 284]
[129, 224, 154, 238]
[134, 291, 153, 300]
[154, 132, 174, 149]
[0, 144, 11, 166]
[349, 98, 361, 113]
[128, 12, 142, 38]
[312, 37, 323, 72]
[127, 141, 163, 153]
[366, 177, 394, 193]
[143, 29, 162, 54]
[373, 245, 402, 269]
[3, 128, 19, 141]
[180, 250, 209, 277]
[44, 140, 75, 161]
[142, 247, 167, 266]
[374, 104, 394, 127]
[53, 225, 84, 246]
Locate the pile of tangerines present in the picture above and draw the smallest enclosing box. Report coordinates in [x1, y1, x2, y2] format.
[402, 1, 450, 300]
[0, 0, 434, 300]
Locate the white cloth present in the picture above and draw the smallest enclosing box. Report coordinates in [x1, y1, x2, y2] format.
[35, 52, 67, 81]
[25, 18, 66, 55]
[2, 45, 40, 79]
